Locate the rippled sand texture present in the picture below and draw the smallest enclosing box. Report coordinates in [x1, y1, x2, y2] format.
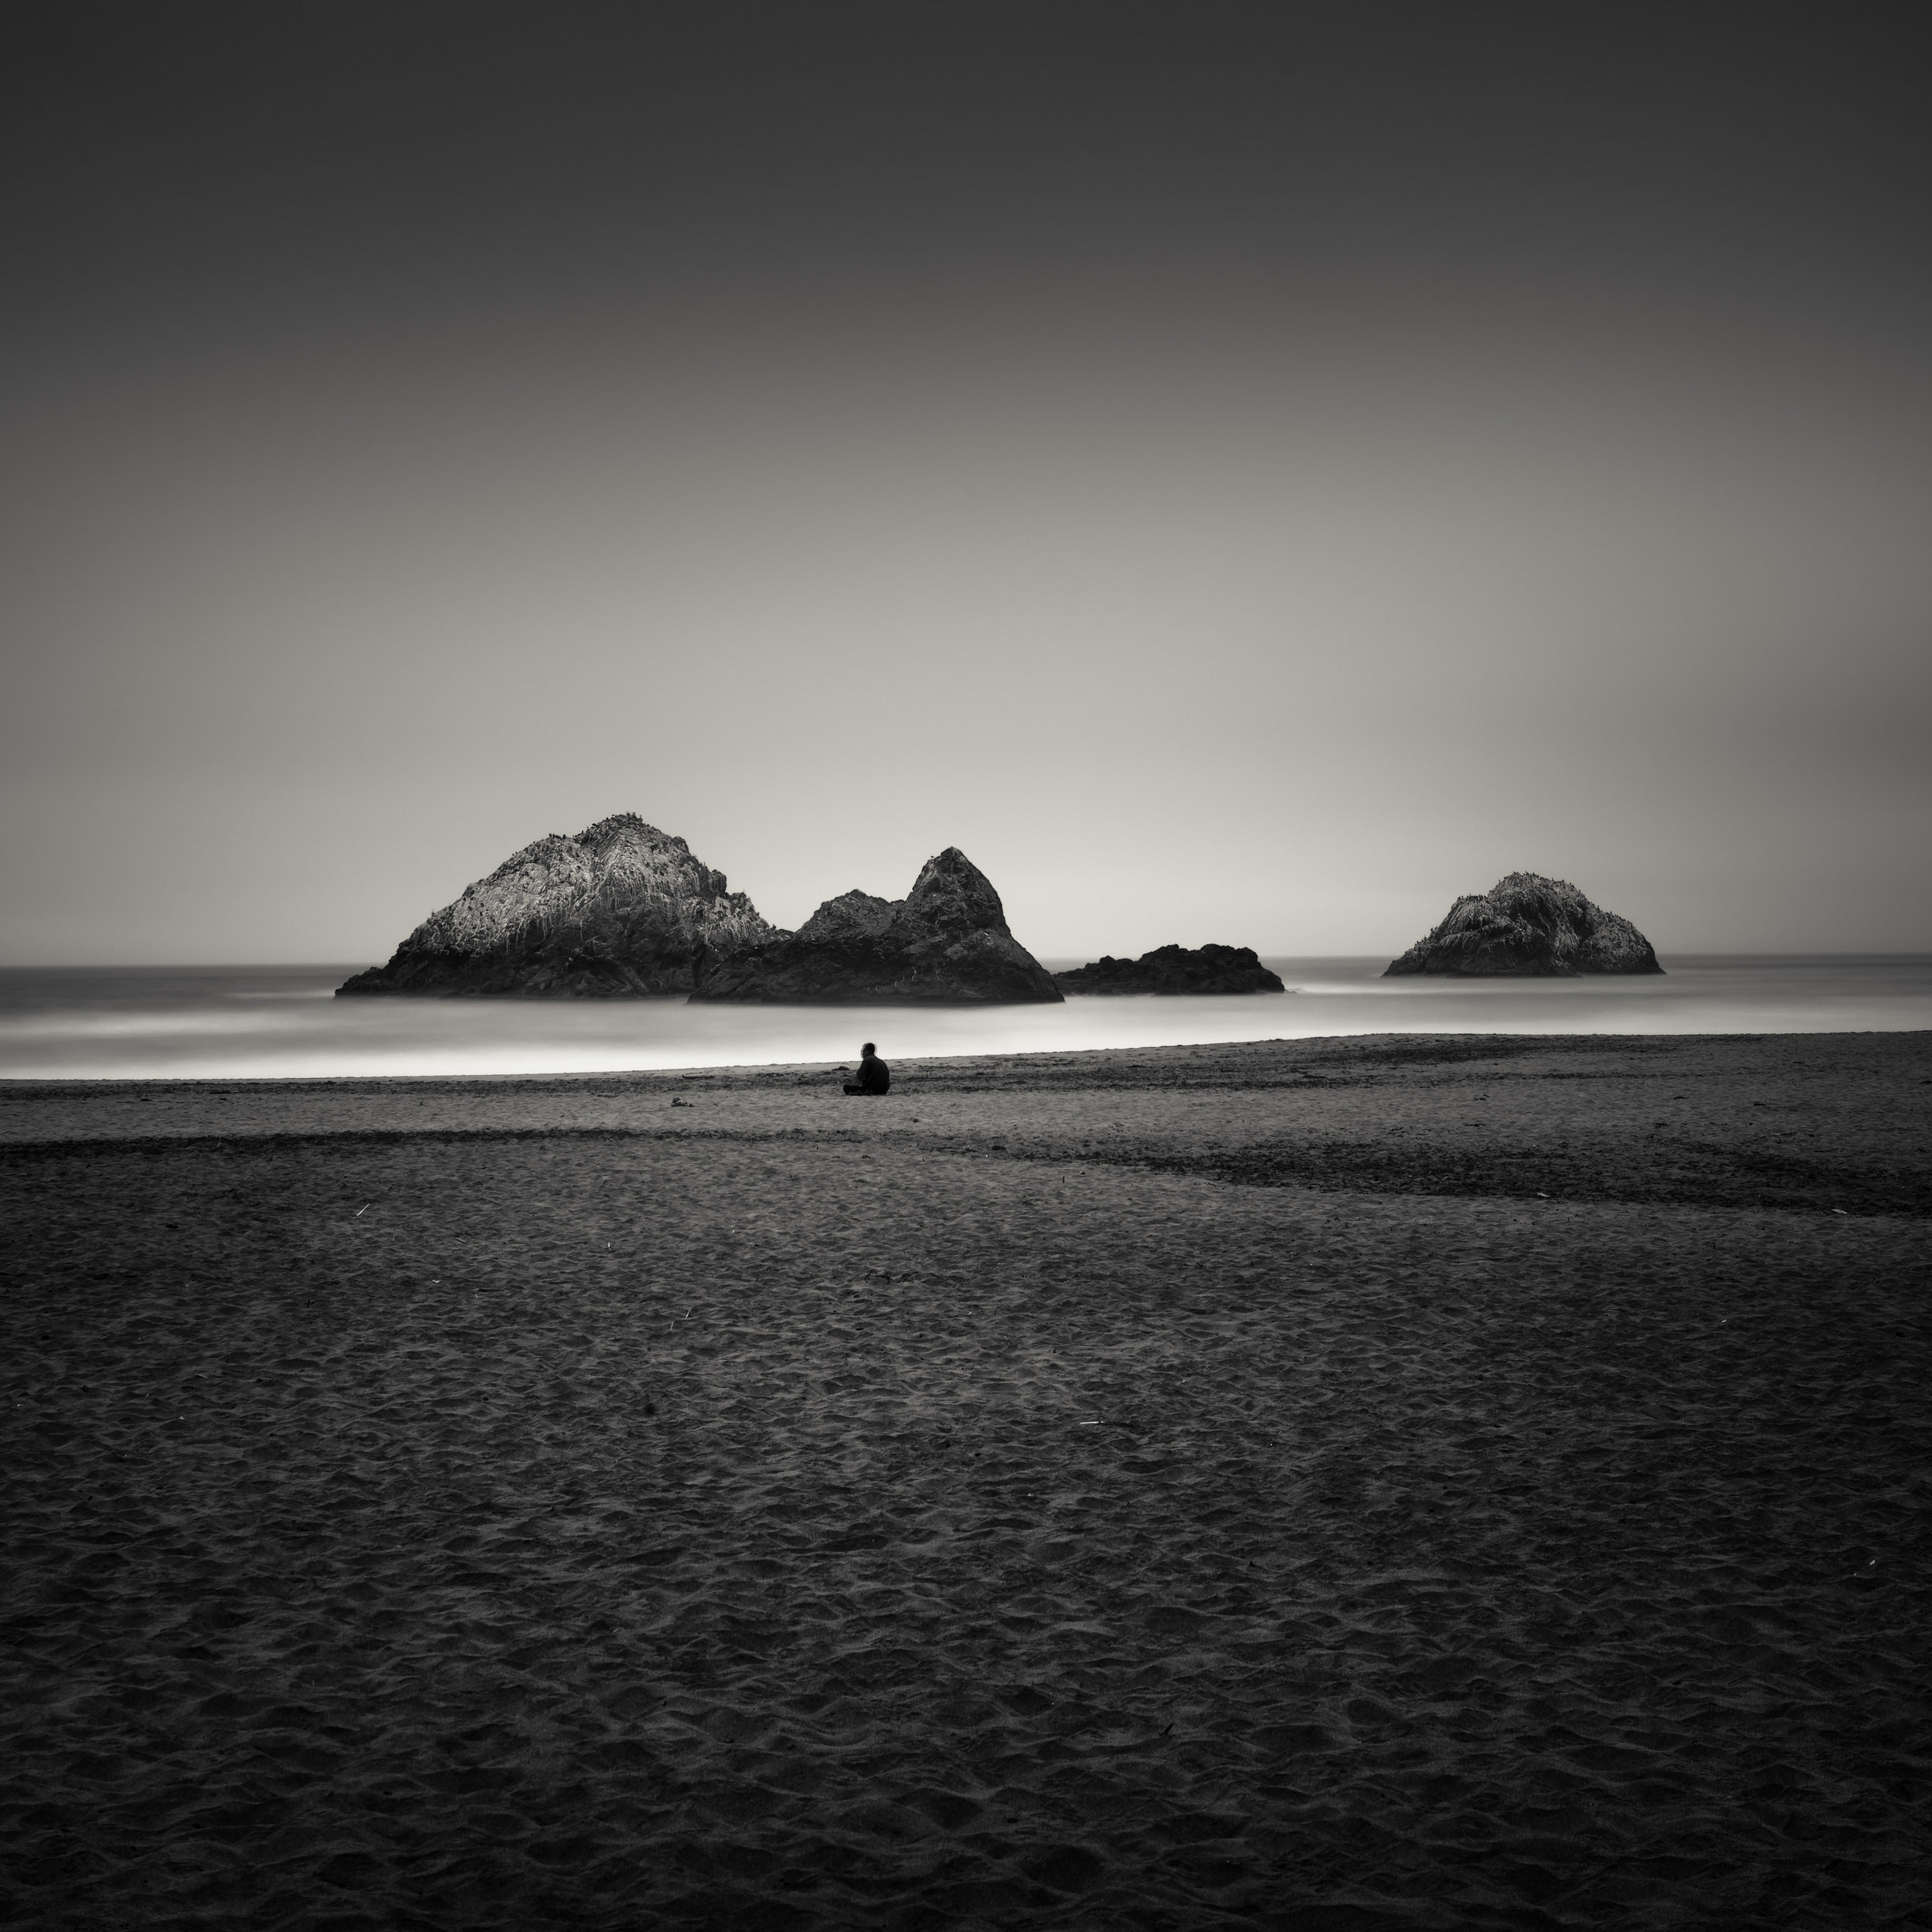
[4, 1036, 1929, 1930]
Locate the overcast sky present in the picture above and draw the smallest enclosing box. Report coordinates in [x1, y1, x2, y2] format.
[4, 2, 1927, 964]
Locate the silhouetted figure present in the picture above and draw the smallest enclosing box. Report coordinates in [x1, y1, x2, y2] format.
[844, 1043, 890, 1095]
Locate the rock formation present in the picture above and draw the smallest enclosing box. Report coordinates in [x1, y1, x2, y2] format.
[1054, 944, 1287, 995]
[1383, 873, 1664, 977]
[691, 848, 1062, 1005]
[336, 815, 778, 997]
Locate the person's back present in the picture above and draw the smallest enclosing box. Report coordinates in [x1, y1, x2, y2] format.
[844, 1043, 889, 1095]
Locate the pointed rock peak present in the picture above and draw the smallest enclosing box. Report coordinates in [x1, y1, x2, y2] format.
[573, 814, 685, 854]
[905, 848, 1010, 937]
[1488, 872, 1590, 914]
[910, 846, 988, 888]
[690, 845, 1060, 1005]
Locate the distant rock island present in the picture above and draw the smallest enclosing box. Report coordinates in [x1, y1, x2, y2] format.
[336, 815, 777, 998]
[1054, 944, 1287, 995]
[1384, 873, 1664, 977]
[692, 848, 1062, 1005]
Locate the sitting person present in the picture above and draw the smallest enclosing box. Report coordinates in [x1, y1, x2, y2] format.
[843, 1043, 890, 1095]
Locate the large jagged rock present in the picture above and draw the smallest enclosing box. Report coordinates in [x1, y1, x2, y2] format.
[1383, 872, 1664, 977]
[336, 815, 778, 997]
[1055, 944, 1287, 995]
[691, 848, 1063, 1005]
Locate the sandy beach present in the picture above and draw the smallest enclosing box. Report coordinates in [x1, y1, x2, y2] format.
[4, 1032, 1928, 1930]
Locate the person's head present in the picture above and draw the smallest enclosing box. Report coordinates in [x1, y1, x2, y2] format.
[861, 1042, 876, 1058]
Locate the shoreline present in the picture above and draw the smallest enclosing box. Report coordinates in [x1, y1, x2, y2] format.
[8, 960, 1931, 1088]
[5, 1023, 1928, 1085]
[5, 1032, 1927, 1219]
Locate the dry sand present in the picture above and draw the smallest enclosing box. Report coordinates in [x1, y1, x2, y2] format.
[3, 1033, 1928, 1929]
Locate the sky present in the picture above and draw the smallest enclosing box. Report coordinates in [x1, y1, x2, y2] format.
[4, 2, 1928, 964]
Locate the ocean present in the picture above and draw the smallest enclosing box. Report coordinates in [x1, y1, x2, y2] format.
[1, 955, 1927, 1082]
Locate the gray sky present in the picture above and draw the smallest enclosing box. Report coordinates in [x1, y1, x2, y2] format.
[4, 3, 1927, 964]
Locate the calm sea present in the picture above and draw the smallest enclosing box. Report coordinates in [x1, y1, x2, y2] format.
[0, 957, 1927, 1083]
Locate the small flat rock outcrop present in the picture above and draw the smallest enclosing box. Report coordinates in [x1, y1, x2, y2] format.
[1383, 872, 1664, 977]
[692, 848, 1062, 1005]
[1055, 944, 1287, 995]
[337, 815, 778, 997]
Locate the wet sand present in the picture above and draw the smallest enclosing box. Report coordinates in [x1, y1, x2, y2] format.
[4, 1034, 1929, 1928]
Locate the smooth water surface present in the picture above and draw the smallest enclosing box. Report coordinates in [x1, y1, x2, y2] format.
[2, 957, 1927, 1082]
